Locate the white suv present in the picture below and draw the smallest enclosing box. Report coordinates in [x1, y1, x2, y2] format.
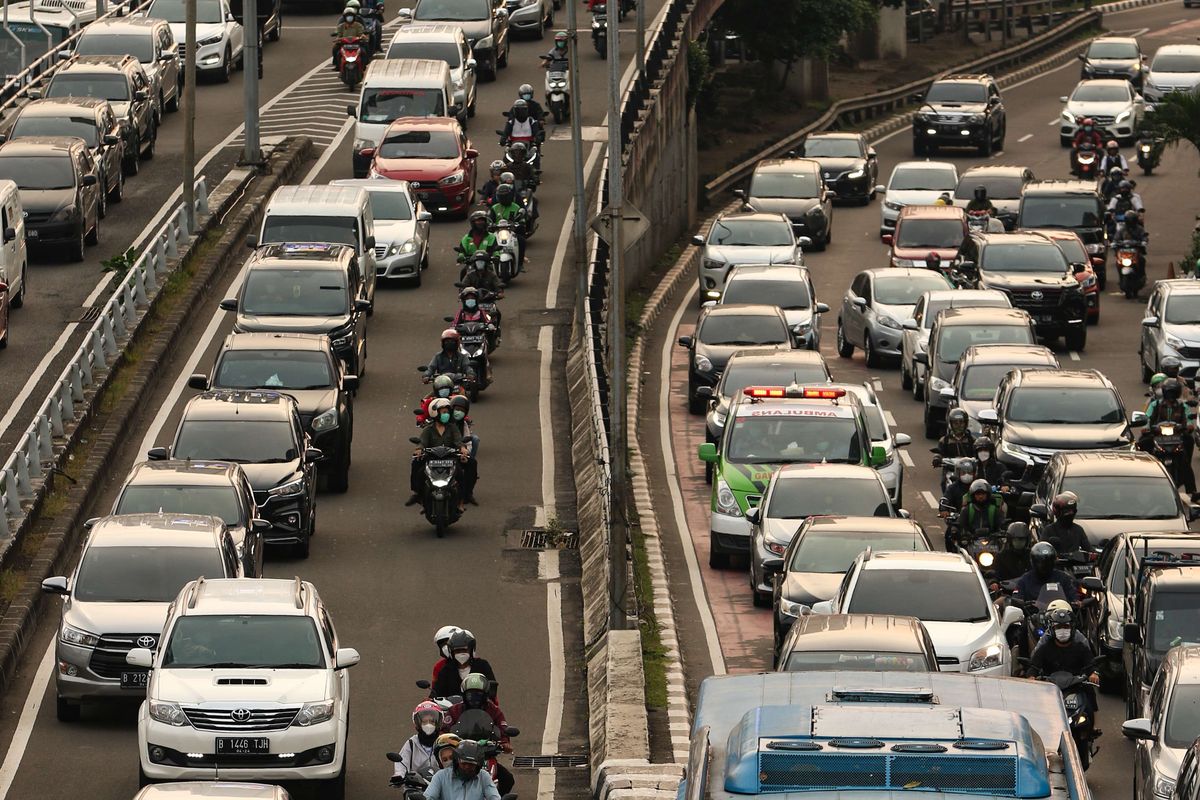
[811, 550, 1022, 675]
[130, 578, 360, 797]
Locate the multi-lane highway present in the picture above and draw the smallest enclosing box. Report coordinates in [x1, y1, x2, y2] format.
[0, 1, 665, 796]
[644, 4, 1200, 800]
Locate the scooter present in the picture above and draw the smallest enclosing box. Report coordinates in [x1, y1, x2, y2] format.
[591, 3, 607, 57]
[1071, 142, 1099, 179]
[516, 185, 538, 238]
[333, 35, 368, 90]
[361, 5, 383, 52]
[1136, 134, 1165, 176]
[1113, 236, 1146, 299]
[1024, 656, 1104, 770]
[540, 55, 570, 124]
[1143, 419, 1188, 488]
[408, 440, 464, 537]
[492, 219, 522, 281]
[450, 708, 521, 791]
[454, 320, 493, 398]
[965, 529, 1007, 574]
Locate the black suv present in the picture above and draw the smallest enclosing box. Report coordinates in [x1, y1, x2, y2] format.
[0, 137, 100, 261]
[190, 332, 358, 493]
[913, 74, 1006, 157]
[954, 231, 1088, 351]
[1017, 180, 1109, 289]
[43, 55, 158, 174]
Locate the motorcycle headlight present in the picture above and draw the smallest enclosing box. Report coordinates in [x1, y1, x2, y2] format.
[387, 240, 416, 256]
[847, 168, 865, 179]
[60, 624, 99, 648]
[198, 33, 222, 45]
[311, 407, 339, 433]
[693, 354, 713, 373]
[779, 598, 807, 619]
[1166, 333, 1186, 350]
[978, 551, 995, 568]
[439, 170, 465, 187]
[295, 699, 336, 727]
[1116, 109, 1131, 124]
[50, 205, 78, 223]
[1154, 774, 1177, 800]
[268, 477, 305, 497]
[1141, 143, 1152, 153]
[967, 643, 1003, 672]
[148, 700, 188, 727]
[715, 478, 742, 517]
[1107, 614, 1125, 643]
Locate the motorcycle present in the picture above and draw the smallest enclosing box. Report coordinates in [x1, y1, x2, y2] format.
[408, 440, 464, 537]
[966, 529, 1007, 573]
[503, 143, 542, 187]
[591, 3, 607, 57]
[1112, 234, 1146, 299]
[1071, 142, 1099, 179]
[386, 758, 436, 796]
[540, 55, 570, 124]
[930, 451, 969, 494]
[1144, 419, 1188, 488]
[1023, 656, 1104, 770]
[361, 5, 383, 52]
[492, 219, 522, 281]
[450, 708, 521, 791]
[516, 185, 538, 238]
[477, 290, 503, 352]
[1136, 134, 1165, 176]
[455, 320, 493, 398]
[333, 35, 368, 90]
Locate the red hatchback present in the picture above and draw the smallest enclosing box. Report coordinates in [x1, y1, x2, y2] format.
[366, 116, 477, 217]
[1022, 228, 1100, 325]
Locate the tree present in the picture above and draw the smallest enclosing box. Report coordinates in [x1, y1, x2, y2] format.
[1146, 90, 1200, 165]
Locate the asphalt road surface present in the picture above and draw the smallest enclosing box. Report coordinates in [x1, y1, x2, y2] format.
[643, 4, 1200, 800]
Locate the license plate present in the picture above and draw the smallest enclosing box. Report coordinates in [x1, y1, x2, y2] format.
[120, 670, 148, 689]
[551, 92, 564, 101]
[26, 229, 37, 239]
[418, 192, 433, 201]
[1036, 315, 1054, 324]
[216, 737, 269, 755]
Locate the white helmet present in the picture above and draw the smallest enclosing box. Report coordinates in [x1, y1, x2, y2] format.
[435, 625, 461, 657]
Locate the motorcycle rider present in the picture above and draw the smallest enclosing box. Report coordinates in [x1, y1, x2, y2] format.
[504, 143, 536, 190]
[1146, 372, 1167, 414]
[1107, 180, 1145, 216]
[517, 83, 546, 122]
[1115, 209, 1150, 278]
[936, 408, 975, 459]
[988, 521, 1033, 586]
[426, 329, 476, 383]
[407, 397, 469, 509]
[925, 251, 943, 275]
[451, 395, 479, 505]
[965, 185, 995, 215]
[1038, 491, 1091, 556]
[1013, 541, 1081, 605]
[431, 629, 498, 700]
[422, 741, 502, 800]
[1027, 603, 1100, 711]
[391, 701, 446, 782]
[939, 457, 976, 550]
[446, 673, 515, 794]
[1099, 140, 1129, 176]
[1144, 377, 1199, 499]
[1072, 117, 1103, 151]
[452, 287, 493, 327]
[960, 478, 1006, 544]
[434, 733, 462, 770]
[417, 374, 459, 426]
[331, 6, 368, 70]
[478, 161, 507, 207]
[432, 625, 466, 682]
[541, 30, 569, 68]
[500, 99, 545, 147]
[1160, 356, 1197, 398]
[973, 436, 1008, 486]
[1101, 165, 1125, 200]
[461, 250, 506, 297]
[460, 210, 498, 260]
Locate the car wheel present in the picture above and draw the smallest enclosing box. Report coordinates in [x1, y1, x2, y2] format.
[138, 762, 153, 788]
[67, 225, 85, 262]
[708, 545, 729, 569]
[836, 319, 853, 358]
[901, 363, 913, 391]
[688, 383, 705, 415]
[166, 83, 180, 112]
[912, 372, 925, 401]
[498, 39, 509, 68]
[85, 216, 99, 246]
[324, 762, 347, 800]
[1088, 307, 1099, 325]
[924, 406, 939, 440]
[912, 138, 926, 157]
[1142, 352, 1153, 383]
[704, 459, 713, 484]
[56, 695, 80, 722]
[1065, 326, 1087, 352]
[124, 132, 141, 176]
[97, 174, 108, 220]
[978, 131, 993, 157]
[143, 121, 156, 159]
[109, 166, 124, 203]
[752, 587, 771, 608]
[268, 17, 281, 41]
[11, 264, 25, 309]
[327, 448, 350, 493]
[864, 332, 881, 368]
[219, 47, 233, 83]
[1060, 135, 1072, 148]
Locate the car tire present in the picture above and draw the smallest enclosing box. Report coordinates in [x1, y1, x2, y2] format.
[1065, 326, 1087, 352]
[1088, 307, 1099, 325]
[836, 319, 853, 358]
[483, 56, 497, 82]
[67, 225, 85, 262]
[752, 587, 771, 608]
[688, 386, 705, 415]
[11, 264, 25, 309]
[85, 217, 99, 246]
[1060, 135, 1072, 148]
[268, 16, 281, 41]
[864, 332, 881, 368]
[109, 166, 124, 203]
[294, 532, 311, 559]
[913, 373, 925, 401]
[97, 174, 108, 220]
[124, 131, 141, 176]
[325, 763, 347, 800]
[327, 448, 351, 493]
[219, 48, 233, 83]
[498, 39, 509, 68]
[901, 363, 913, 391]
[912, 138, 926, 158]
[704, 459, 713, 484]
[978, 132, 992, 157]
[708, 546, 729, 569]
[1142, 352, 1153, 383]
[924, 407, 939, 440]
[143, 121, 156, 159]
[56, 695, 80, 722]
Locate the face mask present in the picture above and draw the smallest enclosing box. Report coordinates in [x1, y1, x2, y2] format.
[443, 342, 455, 352]
[978, 451, 990, 462]
[465, 299, 477, 309]
[421, 723, 437, 736]
[1054, 628, 1071, 643]
[437, 388, 450, 398]
[521, 93, 531, 101]
[454, 652, 470, 665]
[344, 15, 354, 21]
[960, 474, 973, 484]
[453, 410, 465, 421]
[438, 412, 451, 424]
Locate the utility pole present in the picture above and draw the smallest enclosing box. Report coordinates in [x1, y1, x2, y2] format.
[241, 0, 260, 166]
[182, 0, 196, 228]
[567, 0, 586, 320]
[635, 0, 643, 75]
[606, 0, 626, 632]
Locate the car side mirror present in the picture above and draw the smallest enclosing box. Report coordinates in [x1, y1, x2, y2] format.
[811, 600, 834, 615]
[355, 299, 373, 312]
[84, 517, 100, 529]
[732, 189, 745, 199]
[698, 442, 718, 463]
[815, 302, 830, 314]
[397, 7, 412, 17]
[939, 386, 956, 401]
[1059, 95, 1069, 103]
[1122, 718, 1154, 740]
[1190, 505, 1200, 522]
[881, 233, 893, 246]
[691, 235, 705, 246]
[245, 233, 259, 248]
[219, 298, 238, 311]
[1030, 502, 1049, 520]
[304, 447, 325, 463]
[1001, 604, 1024, 630]
[225, 11, 235, 21]
[902, 318, 918, 331]
[466, 58, 477, 70]
[1131, 410, 1148, 428]
[745, 507, 760, 525]
[251, 518, 271, 532]
[852, 296, 868, 308]
[1124, 623, 1143, 645]
[81, 173, 98, 187]
[387, 751, 403, 762]
[335, 647, 361, 669]
[1142, 315, 1159, 327]
[825, 189, 838, 200]
[874, 184, 886, 194]
[187, 373, 209, 391]
[346, 103, 356, 117]
[977, 408, 998, 424]
[495, 6, 507, 16]
[41, 576, 69, 595]
[913, 352, 929, 366]
[677, 335, 693, 348]
[762, 557, 784, 575]
[695, 386, 713, 399]
[2, 227, 14, 243]
[866, 147, 876, 159]
[893, 433, 911, 447]
[465, 148, 479, 159]
[797, 236, 813, 248]
[26, 88, 41, 99]
[343, 374, 360, 392]
[364, 235, 376, 249]
[146, 446, 169, 460]
[1082, 576, 1105, 592]
[870, 445, 887, 468]
[1076, 53, 1086, 62]
[125, 648, 154, 669]
[134, 89, 148, 101]
[417, 210, 433, 222]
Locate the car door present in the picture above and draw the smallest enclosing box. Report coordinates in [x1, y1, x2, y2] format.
[239, 472, 264, 575]
[461, 35, 476, 103]
[358, 211, 377, 305]
[318, 604, 351, 703]
[159, 25, 180, 104]
[224, 0, 245, 59]
[100, 107, 122, 184]
[843, 272, 869, 342]
[1144, 286, 1164, 370]
[903, 295, 925, 371]
[74, 147, 98, 227]
[1088, 536, 1120, 642]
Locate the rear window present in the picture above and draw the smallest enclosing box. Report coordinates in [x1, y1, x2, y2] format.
[698, 315, 789, 346]
[955, 176, 1026, 200]
[936, 324, 1034, 363]
[895, 218, 964, 250]
[357, 88, 445, 123]
[722, 277, 811, 310]
[847, 569, 990, 622]
[1020, 196, 1103, 228]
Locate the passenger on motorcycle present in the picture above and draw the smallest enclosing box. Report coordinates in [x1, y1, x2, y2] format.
[408, 398, 469, 509]
[965, 185, 995, 214]
[517, 83, 546, 121]
[432, 626, 466, 682]
[960, 478, 1006, 542]
[452, 395, 479, 505]
[940, 457, 977, 517]
[1107, 180, 1145, 215]
[446, 674, 515, 794]
[988, 521, 1032, 586]
[500, 99, 544, 146]
[434, 733, 462, 769]
[427, 329, 477, 382]
[1099, 140, 1129, 176]
[1028, 603, 1100, 692]
[460, 210, 498, 259]
[936, 409, 975, 459]
[392, 701, 446, 781]
[417, 374, 459, 426]
[1101, 165, 1125, 200]
[331, 7, 368, 70]
[479, 161, 506, 207]
[1160, 355, 1196, 400]
[973, 436, 1008, 486]
[423, 741, 502, 800]
[1013, 542, 1081, 605]
[1038, 491, 1091, 556]
[431, 629, 498, 700]
[1143, 377, 1199, 499]
[1072, 118, 1103, 151]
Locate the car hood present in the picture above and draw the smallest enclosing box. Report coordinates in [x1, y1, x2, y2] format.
[1149, 71, 1200, 89]
[1003, 421, 1132, 450]
[922, 101, 988, 117]
[1078, 516, 1187, 545]
[704, 244, 799, 264]
[65, 600, 172, 637]
[1087, 57, 1139, 72]
[745, 197, 823, 218]
[153, 668, 331, 705]
[110, 101, 132, 119]
[811, 157, 865, 177]
[780, 571, 842, 608]
[375, 219, 418, 245]
[235, 314, 349, 334]
[886, 188, 954, 207]
[374, 157, 462, 181]
[20, 187, 75, 215]
[959, 398, 994, 422]
[979, 270, 1074, 291]
[241, 461, 304, 492]
[1066, 99, 1132, 117]
[763, 517, 803, 545]
[273, 387, 337, 418]
[167, 21, 226, 44]
[920, 619, 998, 657]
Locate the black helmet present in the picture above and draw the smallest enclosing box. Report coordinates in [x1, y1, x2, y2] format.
[447, 629, 476, 656]
[495, 183, 514, 204]
[947, 408, 968, 435]
[955, 457, 977, 484]
[1006, 521, 1030, 550]
[1163, 377, 1183, 402]
[1119, 180, 1132, 194]
[453, 741, 485, 775]
[469, 209, 488, 227]
[450, 394, 470, 413]
[512, 98, 529, 119]
[969, 478, 991, 502]
[1051, 491, 1078, 523]
[1030, 541, 1057, 580]
[974, 435, 994, 454]
[1162, 355, 1182, 378]
[973, 185, 987, 201]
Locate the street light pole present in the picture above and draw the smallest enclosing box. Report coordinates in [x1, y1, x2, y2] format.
[241, 0, 260, 166]
[182, 0, 196, 228]
[567, 0, 586, 320]
[635, 0, 643, 75]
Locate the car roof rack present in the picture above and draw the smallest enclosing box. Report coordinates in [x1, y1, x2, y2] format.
[185, 576, 207, 609]
[292, 576, 305, 609]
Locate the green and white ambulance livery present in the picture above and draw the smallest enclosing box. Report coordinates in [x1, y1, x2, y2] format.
[698, 384, 886, 567]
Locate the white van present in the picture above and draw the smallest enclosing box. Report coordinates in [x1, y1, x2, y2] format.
[385, 24, 476, 121]
[347, 58, 458, 178]
[0, 181, 28, 308]
[250, 184, 377, 307]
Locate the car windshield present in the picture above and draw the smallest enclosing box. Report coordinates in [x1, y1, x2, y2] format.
[1020, 196, 1102, 228]
[895, 219, 964, 249]
[937, 324, 1033, 363]
[363, 188, 413, 221]
[698, 315, 788, 346]
[708, 219, 794, 247]
[1062, 476, 1180, 520]
[722, 278, 811, 310]
[980, 243, 1069, 272]
[76, 33, 155, 62]
[0, 155, 74, 190]
[782, 650, 929, 672]
[1048, 236, 1088, 265]
[1007, 387, 1124, 424]
[749, 172, 820, 199]
[1165, 294, 1200, 325]
[10, 115, 97, 147]
[1071, 83, 1130, 102]
[386, 40, 462, 66]
[925, 82, 988, 103]
[358, 88, 444, 123]
[163, 615, 325, 669]
[1152, 54, 1200, 73]
[1165, 685, 1200, 748]
[802, 138, 861, 158]
[726, 416, 862, 464]
[74, 546, 225, 602]
[415, 0, 490, 20]
[214, 350, 334, 390]
[1089, 41, 1139, 59]
[718, 362, 829, 398]
[960, 364, 1018, 401]
[768, 477, 890, 519]
[1149, 592, 1200, 653]
[48, 74, 130, 102]
[874, 273, 949, 305]
[791, 530, 928, 573]
[847, 569, 990, 622]
[116, 486, 242, 526]
[149, 0, 225, 23]
[378, 129, 460, 159]
[241, 269, 348, 317]
[173, 420, 297, 463]
[889, 167, 957, 192]
[954, 176, 1026, 200]
[261, 215, 358, 248]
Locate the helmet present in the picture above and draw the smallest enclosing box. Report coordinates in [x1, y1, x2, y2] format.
[343, 3, 357, 11]
[413, 700, 443, 733]
[459, 286, 479, 301]
[1081, 117, 1094, 128]
[509, 140, 528, 158]
[1047, 602, 1074, 633]
[1119, 180, 1132, 193]
[460, 672, 489, 694]
[433, 374, 455, 396]
[469, 208, 489, 224]
[448, 628, 476, 656]
[554, 30, 567, 45]
[499, 171, 515, 185]
[955, 457, 977, 484]
[974, 185, 987, 200]
[450, 394, 470, 413]
[440, 328, 460, 344]
[1006, 522, 1030, 550]
[1106, 139, 1119, 151]
[969, 478, 991, 502]
[974, 435, 994, 454]
[488, 159, 505, 174]
[947, 408, 968, 435]
[434, 625, 460, 657]
[429, 397, 452, 416]
[1051, 491, 1078, 522]
[1151, 372, 1168, 388]
[1108, 166, 1124, 180]
[512, 98, 527, 111]
[519, 82, 534, 99]
[1047, 598, 1073, 616]
[926, 251, 942, 266]
[1162, 355, 1182, 377]
[453, 741, 486, 775]
[435, 733, 462, 757]
[1030, 541, 1057, 580]
[346, 0, 360, 8]
[1163, 377, 1183, 402]
[496, 183, 514, 203]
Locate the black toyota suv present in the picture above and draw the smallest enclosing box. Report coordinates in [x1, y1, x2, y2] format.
[1017, 180, 1109, 289]
[912, 74, 1006, 157]
[954, 231, 1088, 351]
[190, 332, 357, 493]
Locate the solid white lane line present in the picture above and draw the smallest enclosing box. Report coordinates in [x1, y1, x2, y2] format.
[921, 491, 938, 509]
[82, 273, 114, 307]
[0, 323, 78, 441]
[536, 326, 556, 528]
[900, 449, 914, 468]
[1170, 18, 1187, 24]
[1018, 133, 1033, 143]
[302, 119, 356, 185]
[660, 289, 726, 675]
[536, 550, 564, 800]
[0, 645, 53, 798]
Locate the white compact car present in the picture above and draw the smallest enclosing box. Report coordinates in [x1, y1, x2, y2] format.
[1058, 79, 1145, 146]
[875, 161, 959, 238]
[1143, 44, 1200, 102]
[147, 0, 244, 81]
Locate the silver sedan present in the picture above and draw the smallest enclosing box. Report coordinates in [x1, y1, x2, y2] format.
[331, 178, 432, 285]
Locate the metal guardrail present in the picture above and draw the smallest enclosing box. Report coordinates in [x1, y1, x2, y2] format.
[585, 164, 612, 540]
[703, 9, 1100, 200]
[0, 177, 208, 544]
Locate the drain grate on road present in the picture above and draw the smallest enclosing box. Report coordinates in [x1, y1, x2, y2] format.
[520, 528, 579, 550]
[76, 306, 102, 323]
[512, 754, 588, 768]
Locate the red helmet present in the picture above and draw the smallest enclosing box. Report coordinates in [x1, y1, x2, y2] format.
[926, 251, 942, 264]
[440, 328, 461, 343]
[413, 700, 444, 733]
[1080, 117, 1095, 128]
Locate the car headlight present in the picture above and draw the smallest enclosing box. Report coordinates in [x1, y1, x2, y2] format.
[791, 322, 811, 334]
[1079, 272, 1096, 289]
[1085, 242, 1106, 255]
[884, 199, 903, 211]
[968, 113, 983, 123]
[1061, 110, 1076, 123]
[1165, 333, 1187, 350]
[892, 257, 915, 267]
[268, 477, 305, 497]
[702, 257, 724, 270]
[1107, 614, 1125, 643]
[694, 354, 713, 373]
[148, 700, 188, 727]
[779, 598, 807, 619]
[60, 624, 99, 648]
[311, 408, 339, 433]
[475, 34, 493, 49]
[1001, 439, 1032, 462]
[765, 539, 787, 556]
[715, 478, 742, 517]
[295, 699, 336, 727]
[930, 376, 950, 393]
[50, 205, 78, 223]
[877, 314, 901, 329]
[439, 170, 465, 187]
[967, 643, 1003, 672]
[198, 33, 221, 45]
[1116, 109, 1132, 124]
[387, 240, 416, 257]
[847, 168, 864, 179]
[1154, 774, 1177, 800]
